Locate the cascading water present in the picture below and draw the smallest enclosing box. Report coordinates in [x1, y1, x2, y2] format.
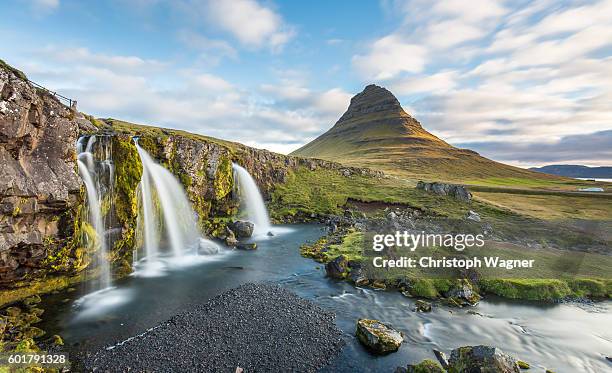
[76, 135, 113, 290]
[134, 140, 218, 269]
[232, 163, 272, 235]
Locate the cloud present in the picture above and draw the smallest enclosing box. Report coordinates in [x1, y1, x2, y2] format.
[177, 30, 238, 65]
[351, 0, 612, 166]
[352, 34, 427, 80]
[204, 0, 295, 51]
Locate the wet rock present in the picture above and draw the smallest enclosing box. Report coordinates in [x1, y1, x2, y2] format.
[449, 345, 520, 373]
[236, 243, 257, 251]
[355, 318, 403, 354]
[414, 300, 432, 312]
[466, 210, 481, 222]
[231, 221, 254, 239]
[396, 359, 446, 373]
[266, 231, 274, 237]
[325, 255, 348, 279]
[433, 349, 449, 369]
[444, 280, 480, 306]
[517, 360, 530, 369]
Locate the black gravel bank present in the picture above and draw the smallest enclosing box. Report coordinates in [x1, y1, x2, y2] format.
[82, 283, 345, 372]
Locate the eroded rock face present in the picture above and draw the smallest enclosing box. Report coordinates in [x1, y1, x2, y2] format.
[355, 318, 404, 354]
[0, 66, 95, 287]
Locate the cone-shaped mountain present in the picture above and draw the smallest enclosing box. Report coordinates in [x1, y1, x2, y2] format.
[292, 84, 554, 181]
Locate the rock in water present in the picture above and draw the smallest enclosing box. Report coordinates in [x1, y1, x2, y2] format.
[395, 359, 446, 373]
[448, 345, 521, 373]
[355, 318, 404, 354]
[236, 243, 257, 251]
[231, 221, 254, 239]
[414, 300, 432, 312]
[325, 255, 348, 279]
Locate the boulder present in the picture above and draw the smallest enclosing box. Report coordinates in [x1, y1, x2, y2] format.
[236, 243, 257, 251]
[466, 210, 481, 222]
[396, 359, 446, 373]
[355, 318, 403, 354]
[414, 300, 432, 312]
[231, 221, 254, 239]
[325, 255, 348, 279]
[448, 345, 520, 373]
[444, 280, 481, 306]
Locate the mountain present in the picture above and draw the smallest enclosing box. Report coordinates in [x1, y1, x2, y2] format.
[291, 84, 561, 182]
[530, 165, 612, 179]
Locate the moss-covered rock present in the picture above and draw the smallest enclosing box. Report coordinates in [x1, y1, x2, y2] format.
[355, 318, 404, 354]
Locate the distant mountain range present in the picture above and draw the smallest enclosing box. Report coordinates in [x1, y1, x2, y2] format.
[529, 165, 612, 179]
[292, 84, 563, 182]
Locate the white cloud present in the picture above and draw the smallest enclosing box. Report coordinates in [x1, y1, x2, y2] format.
[352, 34, 427, 80]
[177, 30, 238, 65]
[390, 70, 458, 95]
[205, 0, 294, 51]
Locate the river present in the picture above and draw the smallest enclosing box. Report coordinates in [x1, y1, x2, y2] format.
[39, 225, 611, 372]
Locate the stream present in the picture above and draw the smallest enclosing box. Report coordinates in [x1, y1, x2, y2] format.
[39, 225, 611, 373]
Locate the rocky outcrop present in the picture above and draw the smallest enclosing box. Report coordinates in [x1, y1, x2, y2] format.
[448, 345, 520, 373]
[231, 221, 254, 239]
[355, 318, 403, 354]
[325, 255, 348, 279]
[0, 63, 95, 290]
[416, 181, 472, 202]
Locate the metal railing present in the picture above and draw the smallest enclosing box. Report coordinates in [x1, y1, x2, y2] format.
[27, 79, 77, 109]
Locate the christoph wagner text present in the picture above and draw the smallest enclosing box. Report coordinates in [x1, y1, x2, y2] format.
[372, 231, 485, 252]
[372, 257, 535, 269]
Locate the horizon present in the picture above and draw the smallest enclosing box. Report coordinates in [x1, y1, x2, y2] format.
[1, 0, 611, 167]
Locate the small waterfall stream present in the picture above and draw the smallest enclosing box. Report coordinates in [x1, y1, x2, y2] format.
[76, 135, 113, 290]
[232, 163, 272, 235]
[134, 140, 218, 271]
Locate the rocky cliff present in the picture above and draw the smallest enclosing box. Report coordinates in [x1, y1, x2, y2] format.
[0, 62, 96, 296]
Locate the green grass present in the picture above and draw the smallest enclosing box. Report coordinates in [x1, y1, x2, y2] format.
[270, 167, 477, 220]
[475, 192, 612, 220]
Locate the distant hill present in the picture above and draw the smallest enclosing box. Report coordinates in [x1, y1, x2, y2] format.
[292, 84, 563, 183]
[530, 165, 612, 179]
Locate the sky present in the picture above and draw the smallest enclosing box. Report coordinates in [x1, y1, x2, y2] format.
[1, 0, 611, 167]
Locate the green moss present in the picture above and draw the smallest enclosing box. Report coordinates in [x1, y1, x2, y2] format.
[478, 278, 611, 301]
[0, 274, 87, 307]
[517, 360, 530, 369]
[214, 157, 234, 200]
[407, 359, 446, 373]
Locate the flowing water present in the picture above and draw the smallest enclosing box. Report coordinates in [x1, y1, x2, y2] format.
[40, 225, 611, 373]
[232, 163, 272, 235]
[133, 141, 219, 276]
[76, 135, 113, 290]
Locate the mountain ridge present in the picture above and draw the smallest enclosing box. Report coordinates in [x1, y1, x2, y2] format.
[530, 165, 612, 179]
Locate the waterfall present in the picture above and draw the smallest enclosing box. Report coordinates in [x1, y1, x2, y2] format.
[232, 163, 272, 235]
[134, 140, 218, 264]
[76, 135, 113, 290]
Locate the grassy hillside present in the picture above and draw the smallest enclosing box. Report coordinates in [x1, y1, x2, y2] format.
[291, 84, 573, 186]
